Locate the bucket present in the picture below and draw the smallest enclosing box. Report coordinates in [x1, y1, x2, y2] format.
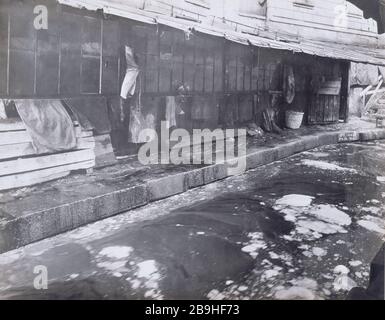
[285, 110, 304, 129]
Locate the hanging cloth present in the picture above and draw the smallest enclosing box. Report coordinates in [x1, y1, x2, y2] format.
[120, 46, 140, 99]
[350, 63, 379, 86]
[129, 105, 146, 144]
[14, 99, 77, 154]
[129, 104, 156, 144]
[283, 65, 295, 104]
[165, 96, 177, 129]
[128, 76, 155, 144]
[0, 100, 7, 119]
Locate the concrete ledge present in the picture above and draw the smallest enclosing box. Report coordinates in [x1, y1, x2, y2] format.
[275, 141, 300, 160]
[318, 132, 339, 146]
[147, 173, 188, 201]
[184, 164, 228, 190]
[0, 185, 148, 253]
[1, 128, 385, 253]
[246, 148, 278, 170]
[186, 168, 206, 189]
[204, 164, 228, 183]
[338, 131, 360, 143]
[360, 129, 385, 141]
[301, 136, 320, 151]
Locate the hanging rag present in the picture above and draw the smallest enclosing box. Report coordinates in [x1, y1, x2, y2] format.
[128, 76, 155, 144]
[191, 96, 205, 120]
[120, 46, 140, 99]
[129, 105, 146, 144]
[379, 66, 385, 81]
[350, 63, 379, 86]
[175, 96, 186, 116]
[283, 65, 295, 104]
[14, 99, 77, 154]
[165, 96, 177, 129]
[0, 100, 6, 119]
[129, 103, 156, 144]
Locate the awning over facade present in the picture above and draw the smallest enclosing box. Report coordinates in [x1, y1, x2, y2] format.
[58, 0, 157, 24]
[58, 0, 385, 66]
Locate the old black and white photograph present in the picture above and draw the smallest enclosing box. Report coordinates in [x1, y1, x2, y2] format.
[0, 0, 384, 305]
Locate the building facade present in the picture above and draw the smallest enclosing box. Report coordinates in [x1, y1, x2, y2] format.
[126, 0, 379, 44]
[0, 0, 384, 190]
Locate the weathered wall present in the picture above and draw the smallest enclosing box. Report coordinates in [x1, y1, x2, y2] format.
[0, 1, 122, 98]
[0, 0, 352, 139]
[267, 0, 378, 45]
[130, 0, 379, 44]
[348, 0, 385, 33]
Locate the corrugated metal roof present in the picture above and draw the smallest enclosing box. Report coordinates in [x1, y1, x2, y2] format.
[58, 0, 385, 66]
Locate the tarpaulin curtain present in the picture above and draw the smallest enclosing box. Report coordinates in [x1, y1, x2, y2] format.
[14, 99, 77, 154]
[350, 63, 380, 86]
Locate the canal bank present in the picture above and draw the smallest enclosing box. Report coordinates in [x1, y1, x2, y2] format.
[1, 119, 385, 254]
[0, 137, 384, 300]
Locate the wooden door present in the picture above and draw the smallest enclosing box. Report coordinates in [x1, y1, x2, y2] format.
[308, 79, 341, 125]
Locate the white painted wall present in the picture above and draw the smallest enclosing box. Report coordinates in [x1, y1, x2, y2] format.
[119, 0, 379, 45]
[266, 0, 378, 44]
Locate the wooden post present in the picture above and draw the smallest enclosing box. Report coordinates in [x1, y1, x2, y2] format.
[202, 37, 206, 93]
[341, 61, 351, 123]
[117, 20, 122, 95]
[192, 33, 196, 92]
[157, 26, 160, 93]
[212, 39, 215, 93]
[33, 17, 38, 96]
[170, 31, 174, 92]
[99, 19, 104, 94]
[235, 46, 238, 91]
[58, 12, 62, 95]
[4, 10, 10, 96]
[222, 39, 227, 94]
[144, 31, 148, 93]
[182, 31, 185, 86]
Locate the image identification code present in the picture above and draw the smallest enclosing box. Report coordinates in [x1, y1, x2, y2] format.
[145, 304, 240, 317]
[189, 304, 240, 316]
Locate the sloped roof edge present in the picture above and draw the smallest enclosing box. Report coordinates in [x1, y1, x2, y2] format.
[58, 0, 385, 66]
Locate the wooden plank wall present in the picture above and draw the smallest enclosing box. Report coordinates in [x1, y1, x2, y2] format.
[0, 1, 121, 99]
[267, 0, 378, 45]
[309, 95, 341, 124]
[0, 120, 96, 191]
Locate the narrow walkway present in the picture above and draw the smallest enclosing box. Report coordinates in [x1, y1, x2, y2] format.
[0, 118, 384, 253]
